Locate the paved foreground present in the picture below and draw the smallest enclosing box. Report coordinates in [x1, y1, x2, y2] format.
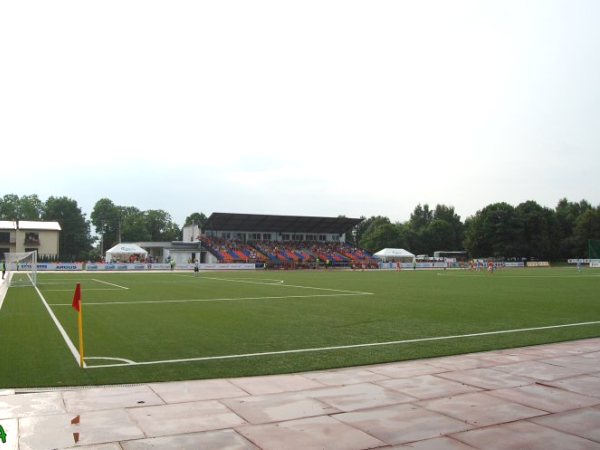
[1, 338, 600, 449]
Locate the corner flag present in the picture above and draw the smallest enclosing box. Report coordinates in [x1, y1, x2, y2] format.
[72, 283, 84, 367]
[72, 283, 81, 312]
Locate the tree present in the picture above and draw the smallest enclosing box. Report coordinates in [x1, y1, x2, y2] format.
[0, 194, 44, 220]
[420, 219, 454, 256]
[121, 208, 151, 242]
[90, 198, 121, 253]
[43, 196, 94, 261]
[145, 209, 181, 241]
[555, 199, 592, 259]
[515, 200, 558, 260]
[464, 202, 523, 258]
[354, 216, 391, 247]
[409, 204, 433, 231]
[184, 212, 208, 230]
[573, 207, 600, 257]
[405, 204, 464, 255]
[360, 222, 404, 252]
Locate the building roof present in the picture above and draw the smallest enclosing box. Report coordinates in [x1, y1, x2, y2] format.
[18, 221, 62, 231]
[0, 221, 17, 230]
[204, 213, 363, 234]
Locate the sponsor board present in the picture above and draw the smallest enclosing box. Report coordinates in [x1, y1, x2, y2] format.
[379, 262, 448, 270]
[526, 261, 550, 267]
[590, 260, 600, 268]
[11, 263, 83, 271]
[568, 259, 590, 264]
[85, 263, 256, 271]
[504, 262, 525, 268]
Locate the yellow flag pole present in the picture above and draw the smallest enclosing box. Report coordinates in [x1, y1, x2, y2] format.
[78, 301, 85, 368]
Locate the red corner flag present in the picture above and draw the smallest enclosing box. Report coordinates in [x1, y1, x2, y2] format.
[72, 283, 81, 312]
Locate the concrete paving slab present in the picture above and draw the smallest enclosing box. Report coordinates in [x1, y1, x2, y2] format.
[126, 400, 246, 437]
[149, 379, 248, 403]
[236, 415, 384, 450]
[376, 374, 481, 400]
[121, 429, 259, 450]
[452, 419, 600, 450]
[228, 374, 325, 395]
[62, 444, 123, 450]
[487, 383, 600, 413]
[436, 367, 533, 390]
[530, 405, 600, 443]
[18, 409, 144, 450]
[541, 374, 600, 397]
[493, 360, 588, 381]
[303, 367, 390, 386]
[418, 391, 547, 427]
[0, 391, 65, 419]
[335, 403, 473, 445]
[222, 391, 339, 424]
[368, 361, 449, 379]
[392, 436, 477, 449]
[541, 355, 600, 372]
[306, 382, 416, 412]
[63, 385, 165, 412]
[423, 356, 488, 371]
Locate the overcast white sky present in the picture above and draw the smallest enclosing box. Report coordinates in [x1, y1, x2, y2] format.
[1, 1, 599, 227]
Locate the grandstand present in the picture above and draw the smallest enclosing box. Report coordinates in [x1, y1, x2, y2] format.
[199, 213, 377, 268]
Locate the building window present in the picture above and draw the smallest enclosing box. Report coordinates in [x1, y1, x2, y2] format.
[262, 233, 271, 240]
[281, 234, 290, 241]
[24, 232, 40, 245]
[319, 235, 326, 241]
[0, 232, 9, 243]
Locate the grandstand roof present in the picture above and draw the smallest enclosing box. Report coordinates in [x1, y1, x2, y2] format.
[204, 213, 362, 234]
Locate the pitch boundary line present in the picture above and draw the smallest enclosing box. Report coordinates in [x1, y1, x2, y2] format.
[92, 278, 129, 289]
[84, 320, 600, 369]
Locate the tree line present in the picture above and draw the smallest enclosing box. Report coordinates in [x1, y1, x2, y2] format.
[1, 194, 598, 261]
[350, 199, 600, 260]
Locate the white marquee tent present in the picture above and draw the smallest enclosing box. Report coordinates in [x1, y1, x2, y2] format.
[105, 243, 148, 263]
[373, 248, 415, 261]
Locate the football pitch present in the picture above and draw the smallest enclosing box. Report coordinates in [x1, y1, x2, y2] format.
[1, 268, 599, 388]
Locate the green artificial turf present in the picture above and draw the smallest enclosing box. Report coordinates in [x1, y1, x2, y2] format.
[1, 268, 599, 388]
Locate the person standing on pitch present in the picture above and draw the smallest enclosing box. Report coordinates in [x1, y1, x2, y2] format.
[1, 259, 5, 280]
[194, 259, 199, 276]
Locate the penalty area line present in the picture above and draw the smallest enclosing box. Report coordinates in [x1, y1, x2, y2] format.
[92, 278, 129, 290]
[50, 292, 371, 306]
[84, 319, 600, 369]
[183, 274, 374, 296]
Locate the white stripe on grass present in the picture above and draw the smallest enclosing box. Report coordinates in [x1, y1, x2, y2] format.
[92, 278, 129, 289]
[84, 320, 600, 369]
[183, 274, 374, 295]
[436, 273, 600, 279]
[51, 292, 371, 306]
[33, 282, 84, 367]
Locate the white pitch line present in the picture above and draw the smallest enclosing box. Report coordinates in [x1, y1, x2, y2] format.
[194, 275, 373, 295]
[92, 278, 129, 290]
[84, 320, 600, 369]
[43, 288, 125, 292]
[85, 356, 137, 364]
[436, 273, 600, 279]
[33, 282, 84, 367]
[51, 292, 370, 306]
